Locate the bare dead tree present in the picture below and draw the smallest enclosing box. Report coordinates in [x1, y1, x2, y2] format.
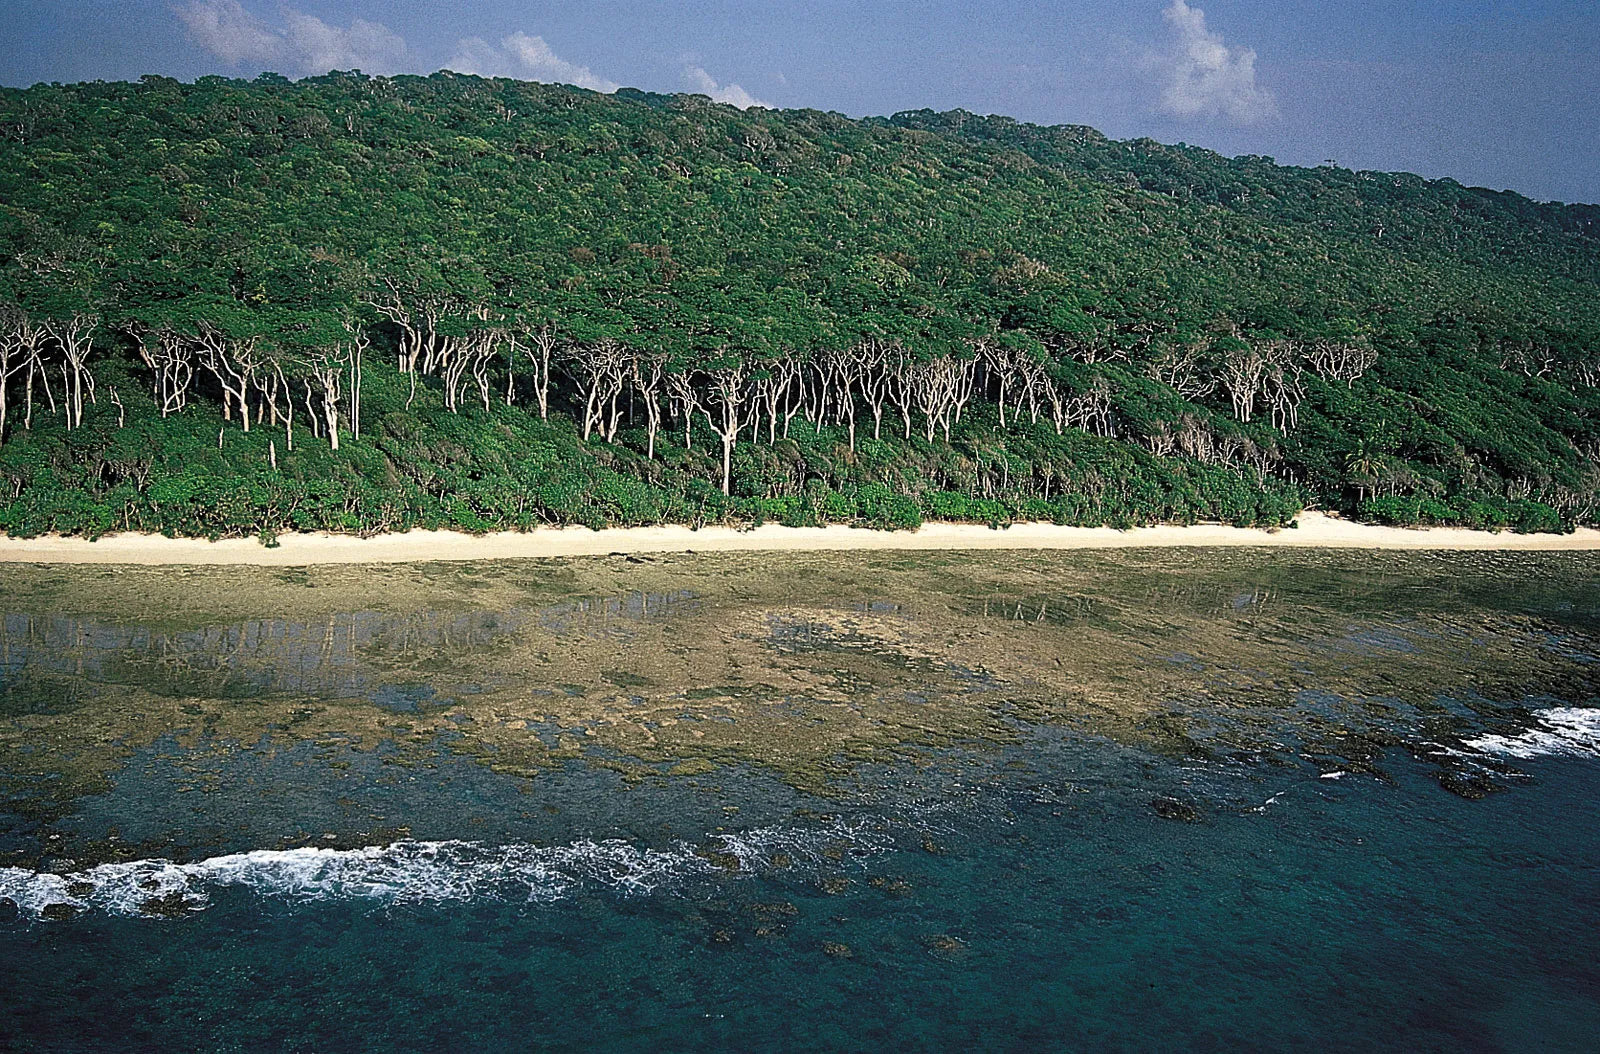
[1574, 353, 1600, 390]
[343, 319, 367, 440]
[363, 278, 448, 375]
[801, 349, 830, 428]
[630, 350, 666, 459]
[853, 338, 897, 441]
[1016, 356, 1051, 426]
[745, 359, 787, 445]
[1040, 373, 1068, 436]
[1057, 333, 1115, 366]
[887, 345, 918, 439]
[438, 326, 498, 413]
[42, 313, 97, 430]
[1055, 378, 1115, 437]
[1176, 414, 1215, 463]
[1147, 341, 1216, 400]
[1262, 345, 1308, 433]
[773, 357, 810, 439]
[910, 354, 977, 441]
[1221, 343, 1268, 424]
[194, 322, 262, 431]
[1237, 437, 1277, 483]
[566, 339, 629, 441]
[137, 327, 196, 417]
[666, 369, 700, 450]
[26, 345, 56, 428]
[700, 363, 748, 496]
[1144, 420, 1177, 457]
[0, 303, 43, 442]
[251, 360, 297, 450]
[1304, 339, 1377, 388]
[812, 345, 858, 448]
[1500, 340, 1556, 379]
[509, 326, 558, 418]
[980, 339, 1019, 428]
[296, 341, 358, 451]
[814, 345, 861, 449]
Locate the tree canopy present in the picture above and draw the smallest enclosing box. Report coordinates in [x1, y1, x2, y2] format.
[0, 71, 1595, 539]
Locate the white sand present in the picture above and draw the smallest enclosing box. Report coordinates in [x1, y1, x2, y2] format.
[0, 512, 1596, 566]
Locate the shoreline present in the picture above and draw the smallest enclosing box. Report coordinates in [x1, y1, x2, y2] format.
[0, 512, 1597, 566]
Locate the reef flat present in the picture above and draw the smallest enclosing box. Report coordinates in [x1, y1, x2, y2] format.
[1, 548, 1595, 871]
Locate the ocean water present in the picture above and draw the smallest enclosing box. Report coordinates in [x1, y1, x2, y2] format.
[1, 552, 1597, 1051]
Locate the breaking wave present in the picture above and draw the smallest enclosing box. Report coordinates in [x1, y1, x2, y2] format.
[1461, 707, 1600, 761]
[0, 819, 891, 922]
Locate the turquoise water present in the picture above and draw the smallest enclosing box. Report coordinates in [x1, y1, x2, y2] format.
[2, 552, 1598, 1051]
[4, 721, 1599, 1051]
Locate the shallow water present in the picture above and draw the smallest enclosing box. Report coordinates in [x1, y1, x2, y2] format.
[1, 550, 1597, 1051]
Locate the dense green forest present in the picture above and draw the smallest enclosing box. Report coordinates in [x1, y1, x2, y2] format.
[0, 71, 1596, 541]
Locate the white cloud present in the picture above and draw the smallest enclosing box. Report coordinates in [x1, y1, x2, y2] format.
[443, 37, 501, 76]
[174, 0, 282, 65]
[683, 65, 769, 109]
[446, 32, 620, 92]
[1148, 0, 1276, 124]
[502, 32, 619, 92]
[175, 4, 760, 106]
[175, 0, 404, 74]
[281, 10, 405, 74]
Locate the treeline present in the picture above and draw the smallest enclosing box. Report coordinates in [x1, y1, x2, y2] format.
[0, 289, 1321, 535]
[0, 71, 1596, 539]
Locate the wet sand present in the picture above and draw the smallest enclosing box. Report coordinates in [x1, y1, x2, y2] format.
[0, 511, 1597, 566]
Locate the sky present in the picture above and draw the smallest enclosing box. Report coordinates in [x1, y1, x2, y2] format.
[2, 0, 1596, 204]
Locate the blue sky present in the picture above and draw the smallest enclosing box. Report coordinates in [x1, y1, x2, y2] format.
[3, 0, 1596, 203]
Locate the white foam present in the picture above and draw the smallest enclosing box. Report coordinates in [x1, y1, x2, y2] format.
[1462, 708, 1600, 760]
[0, 819, 891, 922]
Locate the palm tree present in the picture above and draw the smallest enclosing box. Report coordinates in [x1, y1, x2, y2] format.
[1346, 442, 1384, 503]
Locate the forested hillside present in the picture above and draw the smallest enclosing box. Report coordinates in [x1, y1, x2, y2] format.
[0, 71, 1596, 541]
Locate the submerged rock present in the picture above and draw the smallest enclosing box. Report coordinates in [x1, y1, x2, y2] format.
[749, 901, 799, 920]
[696, 848, 743, 872]
[1438, 771, 1499, 800]
[1151, 797, 1200, 823]
[923, 934, 969, 960]
[868, 875, 913, 897]
[139, 892, 197, 919]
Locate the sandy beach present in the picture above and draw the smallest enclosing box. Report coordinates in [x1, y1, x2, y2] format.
[0, 511, 1596, 565]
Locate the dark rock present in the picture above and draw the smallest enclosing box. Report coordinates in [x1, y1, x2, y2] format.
[696, 848, 743, 872]
[1151, 797, 1200, 822]
[923, 934, 969, 960]
[749, 901, 799, 920]
[868, 875, 913, 897]
[1438, 771, 1498, 800]
[139, 892, 195, 919]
